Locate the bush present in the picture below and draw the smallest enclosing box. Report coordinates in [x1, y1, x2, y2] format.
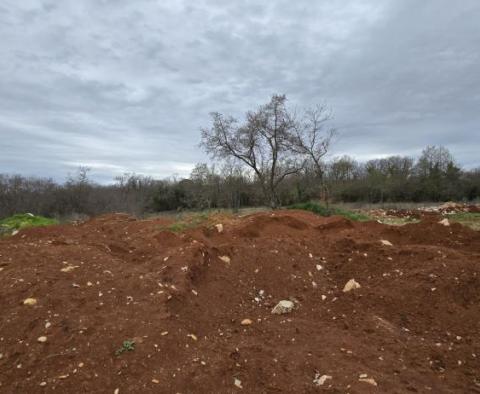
[288, 202, 370, 221]
[0, 213, 58, 235]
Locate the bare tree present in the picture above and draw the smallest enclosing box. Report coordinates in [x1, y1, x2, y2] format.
[200, 94, 336, 208]
[288, 104, 336, 203]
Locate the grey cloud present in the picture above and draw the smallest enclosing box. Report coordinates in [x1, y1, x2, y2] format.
[0, 0, 479, 183]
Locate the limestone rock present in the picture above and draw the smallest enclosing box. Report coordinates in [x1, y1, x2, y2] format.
[234, 378, 243, 389]
[219, 255, 231, 264]
[271, 300, 294, 314]
[438, 218, 450, 226]
[343, 279, 361, 292]
[359, 377, 377, 386]
[314, 373, 332, 386]
[23, 298, 37, 306]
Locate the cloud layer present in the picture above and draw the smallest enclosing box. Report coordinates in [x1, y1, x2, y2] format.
[1, 0, 479, 182]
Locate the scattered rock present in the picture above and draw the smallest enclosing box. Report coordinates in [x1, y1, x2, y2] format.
[187, 333, 198, 341]
[152, 378, 160, 384]
[60, 265, 78, 273]
[215, 224, 224, 233]
[439, 218, 450, 226]
[343, 279, 361, 293]
[234, 377, 243, 389]
[219, 255, 231, 264]
[39, 381, 47, 387]
[313, 373, 332, 386]
[23, 298, 37, 306]
[241, 319, 253, 326]
[381, 239, 393, 246]
[114, 389, 119, 394]
[271, 300, 295, 314]
[359, 377, 378, 386]
[37, 336, 47, 343]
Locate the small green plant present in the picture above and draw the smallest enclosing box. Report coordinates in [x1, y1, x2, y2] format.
[0, 213, 58, 236]
[115, 340, 135, 356]
[288, 202, 371, 221]
[159, 212, 213, 233]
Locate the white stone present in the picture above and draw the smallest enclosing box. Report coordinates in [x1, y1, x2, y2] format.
[215, 224, 224, 233]
[380, 239, 393, 246]
[359, 377, 377, 386]
[439, 218, 450, 226]
[271, 300, 295, 314]
[313, 373, 332, 386]
[23, 298, 37, 306]
[234, 378, 243, 389]
[219, 255, 231, 264]
[343, 279, 361, 292]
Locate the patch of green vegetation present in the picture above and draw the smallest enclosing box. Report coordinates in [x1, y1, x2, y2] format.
[115, 339, 135, 356]
[448, 212, 480, 230]
[375, 217, 420, 226]
[0, 213, 58, 236]
[288, 202, 371, 221]
[159, 212, 211, 233]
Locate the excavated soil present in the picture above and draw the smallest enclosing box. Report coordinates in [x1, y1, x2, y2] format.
[1, 211, 480, 393]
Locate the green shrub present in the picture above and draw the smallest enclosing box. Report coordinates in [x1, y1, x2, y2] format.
[0, 213, 58, 236]
[288, 202, 370, 221]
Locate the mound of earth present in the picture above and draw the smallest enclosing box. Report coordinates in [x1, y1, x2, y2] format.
[0, 211, 479, 393]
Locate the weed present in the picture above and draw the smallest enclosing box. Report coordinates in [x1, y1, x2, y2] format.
[0, 213, 58, 236]
[448, 212, 480, 230]
[115, 339, 135, 356]
[159, 212, 213, 233]
[288, 202, 371, 221]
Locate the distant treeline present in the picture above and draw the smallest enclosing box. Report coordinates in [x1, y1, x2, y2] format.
[0, 146, 479, 219]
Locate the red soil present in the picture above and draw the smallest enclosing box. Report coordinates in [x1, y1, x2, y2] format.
[1, 211, 480, 393]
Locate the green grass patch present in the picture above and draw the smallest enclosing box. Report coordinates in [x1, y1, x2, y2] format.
[159, 212, 212, 233]
[0, 213, 58, 236]
[448, 212, 480, 230]
[288, 202, 371, 221]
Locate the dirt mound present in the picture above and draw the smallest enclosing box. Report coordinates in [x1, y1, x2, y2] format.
[1, 211, 480, 393]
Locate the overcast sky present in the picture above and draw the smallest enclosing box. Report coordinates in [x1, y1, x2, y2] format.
[1, 0, 479, 183]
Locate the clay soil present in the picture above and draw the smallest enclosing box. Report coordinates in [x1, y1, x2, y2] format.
[1, 210, 480, 393]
